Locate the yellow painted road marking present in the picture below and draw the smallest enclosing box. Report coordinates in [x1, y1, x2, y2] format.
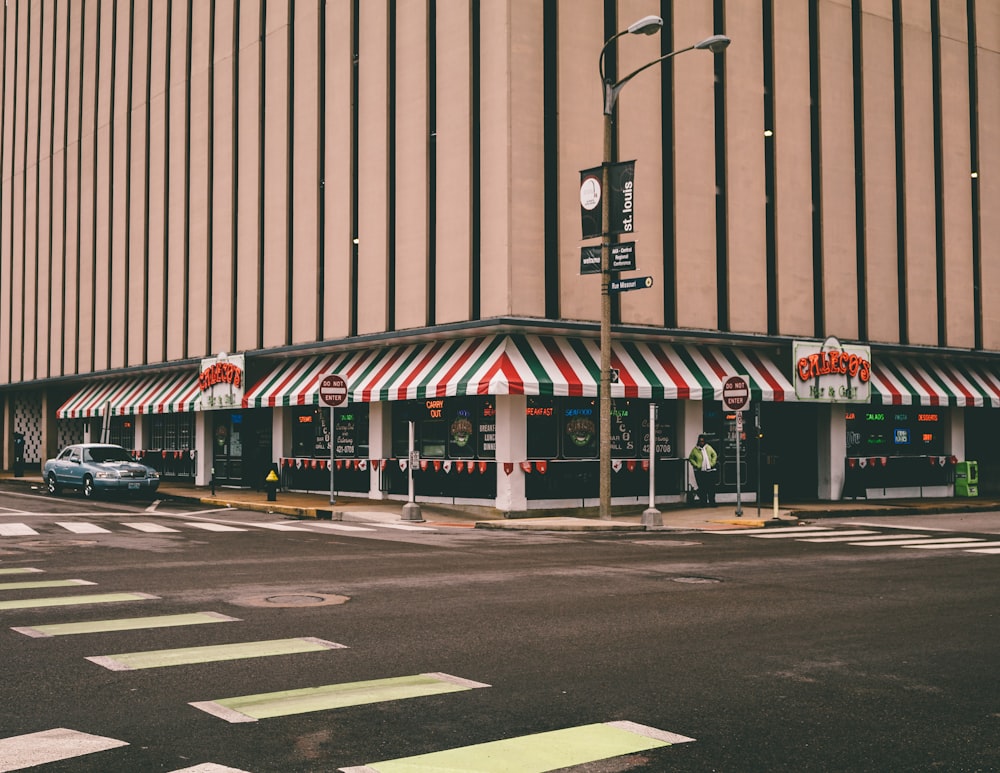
[12, 611, 240, 638]
[87, 636, 346, 670]
[191, 672, 490, 723]
[0, 592, 158, 610]
[0, 728, 128, 772]
[0, 578, 96, 591]
[339, 721, 695, 773]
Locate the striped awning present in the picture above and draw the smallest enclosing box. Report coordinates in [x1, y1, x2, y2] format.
[56, 372, 202, 419]
[243, 335, 795, 405]
[870, 356, 1000, 407]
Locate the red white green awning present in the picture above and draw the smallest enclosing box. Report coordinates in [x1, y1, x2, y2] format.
[56, 372, 202, 419]
[242, 335, 795, 405]
[870, 357, 1000, 407]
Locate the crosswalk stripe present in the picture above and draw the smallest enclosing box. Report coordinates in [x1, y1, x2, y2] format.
[750, 529, 845, 539]
[0, 728, 128, 772]
[183, 523, 248, 532]
[964, 547, 1000, 554]
[169, 765, 252, 773]
[372, 522, 437, 532]
[903, 540, 1000, 550]
[0, 524, 38, 536]
[87, 636, 346, 671]
[0, 567, 44, 575]
[56, 522, 112, 534]
[309, 522, 377, 533]
[242, 522, 311, 531]
[712, 526, 828, 534]
[798, 530, 880, 541]
[0, 592, 158, 611]
[849, 537, 977, 547]
[0, 578, 96, 591]
[122, 522, 181, 533]
[339, 721, 695, 773]
[190, 672, 490, 723]
[800, 533, 925, 543]
[12, 611, 241, 638]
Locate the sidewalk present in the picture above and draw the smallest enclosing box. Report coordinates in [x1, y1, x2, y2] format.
[4, 472, 998, 532]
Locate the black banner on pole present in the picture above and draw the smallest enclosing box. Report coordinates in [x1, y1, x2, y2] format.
[579, 161, 636, 239]
[608, 160, 635, 235]
[580, 166, 603, 239]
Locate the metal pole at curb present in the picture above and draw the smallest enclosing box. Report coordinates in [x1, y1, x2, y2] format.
[641, 401, 662, 527]
[401, 419, 424, 522]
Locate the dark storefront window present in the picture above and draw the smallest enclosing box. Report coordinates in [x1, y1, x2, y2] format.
[846, 407, 944, 457]
[292, 404, 369, 458]
[149, 414, 195, 450]
[391, 398, 495, 459]
[107, 417, 136, 449]
[526, 397, 676, 460]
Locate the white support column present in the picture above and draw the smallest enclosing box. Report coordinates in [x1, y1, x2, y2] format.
[495, 394, 527, 516]
[132, 415, 145, 455]
[817, 403, 847, 500]
[194, 411, 211, 485]
[367, 402, 391, 500]
[272, 407, 290, 462]
[945, 407, 965, 459]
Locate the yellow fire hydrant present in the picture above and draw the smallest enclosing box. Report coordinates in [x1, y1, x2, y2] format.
[265, 468, 280, 502]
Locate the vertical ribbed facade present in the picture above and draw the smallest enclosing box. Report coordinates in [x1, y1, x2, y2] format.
[0, 0, 997, 387]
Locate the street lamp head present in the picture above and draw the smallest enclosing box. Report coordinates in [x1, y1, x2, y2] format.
[694, 34, 731, 53]
[627, 15, 663, 36]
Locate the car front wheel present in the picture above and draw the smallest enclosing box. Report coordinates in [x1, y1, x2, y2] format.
[46, 473, 60, 495]
[82, 476, 96, 499]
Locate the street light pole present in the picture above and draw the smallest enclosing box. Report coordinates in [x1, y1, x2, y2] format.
[597, 22, 730, 520]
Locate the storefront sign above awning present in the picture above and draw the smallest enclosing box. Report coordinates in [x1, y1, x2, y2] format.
[243, 335, 795, 406]
[56, 372, 202, 419]
[199, 354, 246, 410]
[793, 338, 872, 402]
[870, 356, 1000, 407]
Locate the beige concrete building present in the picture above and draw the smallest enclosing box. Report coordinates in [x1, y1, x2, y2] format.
[1, 0, 998, 511]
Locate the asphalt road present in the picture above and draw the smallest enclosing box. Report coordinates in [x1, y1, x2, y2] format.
[0, 485, 998, 772]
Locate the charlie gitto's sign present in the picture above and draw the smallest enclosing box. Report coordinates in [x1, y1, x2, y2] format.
[793, 338, 871, 403]
[199, 354, 246, 409]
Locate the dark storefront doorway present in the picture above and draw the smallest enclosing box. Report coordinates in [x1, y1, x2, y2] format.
[759, 402, 820, 501]
[212, 410, 270, 487]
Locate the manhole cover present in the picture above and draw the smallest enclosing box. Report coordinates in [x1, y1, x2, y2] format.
[233, 593, 350, 608]
[672, 576, 722, 584]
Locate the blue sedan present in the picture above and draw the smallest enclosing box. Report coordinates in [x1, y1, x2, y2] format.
[43, 443, 161, 499]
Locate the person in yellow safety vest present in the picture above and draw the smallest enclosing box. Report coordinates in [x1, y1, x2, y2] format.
[688, 434, 718, 506]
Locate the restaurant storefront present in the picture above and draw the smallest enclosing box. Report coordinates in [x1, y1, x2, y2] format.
[241, 334, 795, 512]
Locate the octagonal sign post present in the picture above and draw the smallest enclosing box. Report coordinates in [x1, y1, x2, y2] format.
[722, 376, 750, 516]
[319, 375, 348, 505]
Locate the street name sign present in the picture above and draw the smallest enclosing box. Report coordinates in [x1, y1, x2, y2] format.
[609, 275, 653, 293]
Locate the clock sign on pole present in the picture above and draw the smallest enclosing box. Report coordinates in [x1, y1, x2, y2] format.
[319, 374, 348, 505]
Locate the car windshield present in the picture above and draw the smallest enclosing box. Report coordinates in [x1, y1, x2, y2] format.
[85, 447, 133, 463]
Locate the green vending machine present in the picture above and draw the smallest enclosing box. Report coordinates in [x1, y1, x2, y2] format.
[955, 460, 978, 497]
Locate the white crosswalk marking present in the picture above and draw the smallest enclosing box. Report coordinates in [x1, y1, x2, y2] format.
[967, 547, 1000, 554]
[122, 522, 181, 533]
[170, 765, 252, 773]
[371, 522, 437, 532]
[802, 533, 929, 543]
[750, 529, 846, 539]
[57, 522, 112, 534]
[849, 537, 977, 547]
[309, 522, 377, 532]
[905, 540, 1000, 550]
[0, 523, 38, 536]
[183, 523, 248, 532]
[0, 728, 128, 771]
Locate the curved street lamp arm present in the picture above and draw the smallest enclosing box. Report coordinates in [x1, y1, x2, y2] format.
[603, 44, 696, 115]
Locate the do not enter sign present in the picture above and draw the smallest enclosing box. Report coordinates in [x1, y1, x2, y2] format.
[319, 374, 348, 407]
[722, 375, 750, 412]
